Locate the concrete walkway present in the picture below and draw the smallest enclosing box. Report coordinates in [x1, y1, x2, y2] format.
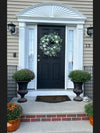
[9, 121, 93, 133]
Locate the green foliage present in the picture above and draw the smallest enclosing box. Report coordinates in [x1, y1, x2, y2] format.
[85, 102, 93, 117]
[12, 68, 35, 81]
[68, 70, 91, 82]
[7, 103, 23, 122]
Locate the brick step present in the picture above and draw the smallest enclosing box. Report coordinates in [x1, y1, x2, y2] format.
[10, 121, 93, 133]
[21, 113, 89, 122]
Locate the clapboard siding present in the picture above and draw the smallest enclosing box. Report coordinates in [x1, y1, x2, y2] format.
[7, 0, 93, 66]
[84, 66, 93, 99]
[7, 65, 17, 102]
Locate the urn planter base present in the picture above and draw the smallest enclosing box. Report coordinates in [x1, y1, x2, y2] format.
[17, 81, 29, 103]
[18, 97, 27, 103]
[73, 82, 83, 101]
[73, 96, 83, 101]
[17, 89, 28, 102]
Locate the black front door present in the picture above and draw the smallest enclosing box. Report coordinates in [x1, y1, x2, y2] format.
[37, 25, 65, 89]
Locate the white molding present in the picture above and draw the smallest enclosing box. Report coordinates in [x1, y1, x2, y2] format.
[77, 25, 83, 70]
[17, 18, 85, 25]
[16, 2, 86, 22]
[67, 27, 75, 88]
[65, 26, 68, 90]
[72, 25, 83, 70]
[34, 25, 37, 90]
[25, 24, 37, 89]
[19, 22, 26, 69]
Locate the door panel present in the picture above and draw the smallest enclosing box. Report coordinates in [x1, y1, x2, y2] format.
[37, 25, 65, 89]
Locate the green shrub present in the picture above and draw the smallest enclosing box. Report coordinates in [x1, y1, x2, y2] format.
[7, 103, 22, 122]
[12, 68, 35, 81]
[68, 70, 91, 82]
[85, 102, 93, 117]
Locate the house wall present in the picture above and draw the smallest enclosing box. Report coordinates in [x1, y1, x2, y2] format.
[7, 0, 93, 67]
[84, 66, 93, 99]
[7, 65, 17, 103]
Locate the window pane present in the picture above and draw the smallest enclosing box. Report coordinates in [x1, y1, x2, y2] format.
[68, 30, 74, 77]
[28, 29, 34, 70]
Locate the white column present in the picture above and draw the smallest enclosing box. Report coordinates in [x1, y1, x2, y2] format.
[77, 25, 83, 70]
[73, 24, 83, 70]
[19, 22, 26, 70]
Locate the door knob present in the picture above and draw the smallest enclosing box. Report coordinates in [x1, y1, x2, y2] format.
[38, 59, 40, 62]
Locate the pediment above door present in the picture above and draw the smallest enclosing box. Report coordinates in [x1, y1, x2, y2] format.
[16, 2, 86, 23]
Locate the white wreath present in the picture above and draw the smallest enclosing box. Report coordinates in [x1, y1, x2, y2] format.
[40, 33, 62, 57]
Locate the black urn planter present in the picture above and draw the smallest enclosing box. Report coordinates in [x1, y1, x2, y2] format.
[17, 81, 29, 103]
[73, 81, 83, 101]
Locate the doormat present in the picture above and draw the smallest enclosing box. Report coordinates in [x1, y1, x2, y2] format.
[35, 95, 71, 103]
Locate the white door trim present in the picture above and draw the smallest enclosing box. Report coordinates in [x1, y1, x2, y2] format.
[19, 23, 84, 90]
[18, 2, 86, 92]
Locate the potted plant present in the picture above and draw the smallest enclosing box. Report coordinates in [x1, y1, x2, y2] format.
[7, 103, 23, 132]
[85, 102, 93, 125]
[12, 68, 35, 102]
[68, 70, 91, 101]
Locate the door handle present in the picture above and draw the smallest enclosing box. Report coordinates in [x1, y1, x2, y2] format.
[38, 59, 40, 62]
[38, 55, 40, 57]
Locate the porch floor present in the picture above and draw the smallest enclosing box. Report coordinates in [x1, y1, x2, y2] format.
[9, 91, 92, 115]
[9, 94, 93, 133]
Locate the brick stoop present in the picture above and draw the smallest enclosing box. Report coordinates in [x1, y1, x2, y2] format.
[21, 113, 89, 122]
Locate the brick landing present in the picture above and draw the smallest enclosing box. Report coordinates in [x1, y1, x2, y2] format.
[21, 113, 89, 122]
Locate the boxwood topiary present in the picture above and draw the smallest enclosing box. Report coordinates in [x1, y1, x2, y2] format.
[68, 70, 91, 82]
[85, 102, 93, 117]
[12, 68, 35, 81]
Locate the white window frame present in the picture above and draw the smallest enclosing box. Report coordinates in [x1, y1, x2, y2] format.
[65, 27, 75, 89]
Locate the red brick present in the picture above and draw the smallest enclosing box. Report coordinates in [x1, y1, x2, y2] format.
[41, 118, 51, 121]
[21, 119, 25, 122]
[36, 115, 45, 118]
[52, 118, 61, 121]
[21, 116, 26, 118]
[47, 115, 56, 118]
[26, 115, 35, 118]
[62, 118, 71, 121]
[82, 117, 89, 120]
[72, 118, 81, 121]
[31, 119, 40, 122]
[21, 119, 30, 122]
[57, 115, 66, 117]
[77, 114, 87, 117]
[67, 114, 76, 117]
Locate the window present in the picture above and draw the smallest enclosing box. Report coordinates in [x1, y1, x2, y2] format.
[68, 29, 74, 79]
[28, 29, 34, 70]
[26, 26, 35, 89]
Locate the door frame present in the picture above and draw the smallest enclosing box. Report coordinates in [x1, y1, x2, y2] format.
[37, 25, 65, 89]
[19, 23, 83, 90]
[17, 2, 85, 90]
